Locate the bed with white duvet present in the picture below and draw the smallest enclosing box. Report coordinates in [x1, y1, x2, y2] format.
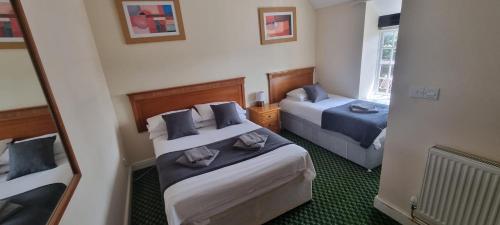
[0, 134, 73, 199]
[280, 91, 387, 170]
[151, 119, 316, 225]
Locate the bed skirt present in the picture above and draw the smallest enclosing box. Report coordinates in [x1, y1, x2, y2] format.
[199, 174, 312, 225]
[281, 111, 383, 170]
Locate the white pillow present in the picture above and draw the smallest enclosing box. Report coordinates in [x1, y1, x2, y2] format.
[286, 95, 305, 102]
[194, 101, 246, 121]
[286, 88, 308, 101]
[146, 109, 202, 140]
[0, 139, 12, 155]
[0, 165, 8, 175]
[0, 139, 13, 166]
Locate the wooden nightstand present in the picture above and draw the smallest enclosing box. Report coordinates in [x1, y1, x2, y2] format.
[248, 103, 281, 133]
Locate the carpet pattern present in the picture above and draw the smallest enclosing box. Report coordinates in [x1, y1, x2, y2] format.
[131, 130, 400, 225]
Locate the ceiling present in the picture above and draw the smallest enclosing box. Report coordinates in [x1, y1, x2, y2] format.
[309, 0, 402, 15]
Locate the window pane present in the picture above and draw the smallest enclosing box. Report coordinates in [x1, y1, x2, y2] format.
[378, 79, 388, 93]
[392, 49, 397, 61]
[394, 32, 398, 47]
[380, 65, 391, 78]
[378, 78, 393, 94]
[382, 49, 393, 61]
[383, 32, 394, 48]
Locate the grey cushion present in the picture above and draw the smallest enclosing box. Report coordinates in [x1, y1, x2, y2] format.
[163, 109, 200, 140]
[303, 84, 329, 103]
[7, 136, 57, 180]
[210, 102, 243, 129]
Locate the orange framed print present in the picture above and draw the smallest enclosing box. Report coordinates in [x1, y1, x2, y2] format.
[258, 7, 297, 45]
[116, 0, 186, 44]
[0, 0, 24, 49]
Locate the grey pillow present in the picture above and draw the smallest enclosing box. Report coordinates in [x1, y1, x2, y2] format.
[303, 84, 329, 103]
[210, 102, 243, 129]
[7, 136, 57, 180]
[162, 109, 199, 140]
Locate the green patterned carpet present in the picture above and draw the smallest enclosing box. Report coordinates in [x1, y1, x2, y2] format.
[132, 131, 400, 225]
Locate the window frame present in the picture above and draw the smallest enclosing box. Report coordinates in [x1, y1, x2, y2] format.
[372, 28, 398, 98]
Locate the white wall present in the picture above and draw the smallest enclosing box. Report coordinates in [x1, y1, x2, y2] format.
[21, 0, 130, 225]
[377, 0, 500, 222]
[84, 0, 317, 164]
[358, 2, 380, 99]
[315, 1, 366, 98]
[0, 49, 46, 111]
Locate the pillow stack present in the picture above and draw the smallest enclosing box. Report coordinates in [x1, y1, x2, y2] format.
[162, 109, 199, 140]
[286, 83, 329, 103]
[303, 84, 329, 103]
[6, 136, 57, 180]
[210, 102, 243, 129]
[146, 101, 247, 140]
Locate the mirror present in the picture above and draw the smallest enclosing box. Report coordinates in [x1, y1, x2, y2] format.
[0, 1, 80, 225]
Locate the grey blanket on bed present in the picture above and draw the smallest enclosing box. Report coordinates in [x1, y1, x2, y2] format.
[156, 128, 292, 193]
[1, 183, 66, 225]
[321, 100, 389, 148]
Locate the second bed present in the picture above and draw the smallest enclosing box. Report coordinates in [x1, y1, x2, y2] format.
[267, 67, 386, 170]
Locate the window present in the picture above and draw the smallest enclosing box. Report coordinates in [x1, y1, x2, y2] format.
[373, 29, 398, 97]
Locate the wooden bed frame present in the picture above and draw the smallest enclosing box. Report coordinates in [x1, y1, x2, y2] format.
[267, 67, 315, 104]
[127, 77, 314, 225]
[128, 77, 246, 132]
[0, 105, 57, 140]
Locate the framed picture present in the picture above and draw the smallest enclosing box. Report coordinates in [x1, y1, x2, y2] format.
[258, 7, 297, 45]
[0, 0, 24, 49]
[116, 0, 186, 44]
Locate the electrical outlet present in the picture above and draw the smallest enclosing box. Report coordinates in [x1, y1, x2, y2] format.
[409, 86, 440, 101]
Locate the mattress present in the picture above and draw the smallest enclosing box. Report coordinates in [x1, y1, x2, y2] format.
[152, 120, 316, 225]
[279, 95, 386, 150]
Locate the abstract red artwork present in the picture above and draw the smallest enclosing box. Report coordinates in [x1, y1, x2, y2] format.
[258, 7, 297, 45]
[0, 0, 24, 48]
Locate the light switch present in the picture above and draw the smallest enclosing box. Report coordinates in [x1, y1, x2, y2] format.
[409, 86, 440, 101]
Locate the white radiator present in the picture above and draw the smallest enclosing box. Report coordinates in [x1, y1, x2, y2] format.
[415, 146, 500, 225]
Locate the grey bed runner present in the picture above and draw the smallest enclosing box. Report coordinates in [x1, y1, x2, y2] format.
[321, 100, 389, 148]
[1, 183, 66, 225]
[156, 128, 292, 192]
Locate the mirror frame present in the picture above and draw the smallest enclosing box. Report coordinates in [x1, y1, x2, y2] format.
[9, 1, 82, 225]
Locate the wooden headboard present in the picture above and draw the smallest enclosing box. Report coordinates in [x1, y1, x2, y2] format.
[0, 105, 57, 140]
[267, 67, 315, 104]
[128, 77, 246, 132]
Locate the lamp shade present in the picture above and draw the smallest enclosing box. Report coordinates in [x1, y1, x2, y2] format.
[256, 91, 265, 102]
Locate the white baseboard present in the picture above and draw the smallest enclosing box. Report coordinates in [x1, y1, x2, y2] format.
[131, 157, 155, 171]
[373, 195, 417, 225]
[123, 167, 132, 225]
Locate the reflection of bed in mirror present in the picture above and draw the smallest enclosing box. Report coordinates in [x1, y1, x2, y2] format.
[0, 106, 73, 225]
[0, 2, 81, 224]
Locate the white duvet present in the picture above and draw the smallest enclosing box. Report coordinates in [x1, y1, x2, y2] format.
[153, 120, 316, 225]
[280, 94, 387, 150]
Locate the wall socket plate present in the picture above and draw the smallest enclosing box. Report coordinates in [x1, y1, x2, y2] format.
[409, 86, 440, 101]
